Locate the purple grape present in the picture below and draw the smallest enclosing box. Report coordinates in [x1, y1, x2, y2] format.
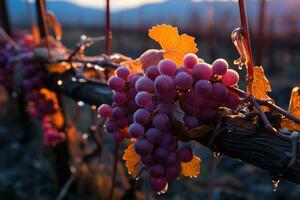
[195, 80, 213, 96]
[105, 120, 118, 132]
[175, 72, 193, 90]
[153, 113, 171, 131]
[135, 91, 152, 107]
[113, 131, 124, 143]
[177, 66, 189, 73]
[158, 59, 177, 77]
[154, 75, 175, 94]
[181, 102, 199, 115]
[111, 106, 125, 119]
[133, 108, 150, 125]
[166, 152, 178, 165]
[149, 177, 168, 192]
[156, 103, 172, 114]
[183, 53, 198, 69]
[210, 82, 228, 100]
[128, 74, 142, 86]
[135, 76, 154, 92]
[22, 79, 33, 91]
[128, 87, 138, 98]
[192, 63, 213, 81]
[108, 76, 126, 91]
[185, 89, 206, 107]
[184, 115, 199, 129]
[177, 147, 193, 163]
[212, 58, 228, 75]
[223, 91, 240, 109]
[150, 164, 165, 177]
[128, 123, 144, 138]
[115, 118, 128, 129]
[128, 99, 139, 112]
[166, 137, 179, 152]
[159, 132, 173, 147]
[116, 66, 130, 79]
[134, 138, 153, 156]
[98, 104, 112, 118]
[113, 92, 128, 105]
[145, 128, 162, 143]
[154, 147, 168, 162]
[157, 90, 176, 104]
[221, 69, 239, 86]
[141, 154, 154, 166]
[165, 163, 181, 180]
[145, 65, 160, 80]
[145, 101, 156, 112]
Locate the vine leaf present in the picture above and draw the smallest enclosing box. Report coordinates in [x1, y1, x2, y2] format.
[281, 87, 300, 131]
[148, 24, 198, 66]
[120, 59, 143, 74]
[122, 143, 140, 177]
[252, 66, 272, 112]
[181, 155, 202, 178]
[40, 88, 64, 129]
[47, 63, 70, 74]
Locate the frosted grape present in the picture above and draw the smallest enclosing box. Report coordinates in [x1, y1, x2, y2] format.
[113, 92, 128, 105]
[98, 104, 112, 118]
[183, 53, 198, 69]
[145, 65, 160, 80]
[192, 63, 213, 81]
[177, 147, 193, 163]
[153, 113, 171, 131]
[210, 82, 228, 100]
[133, 108, 150, 125]
[135, 76, 154, 92]
[111, 106, 125, 119]
[135, 91, 152, 107]
[128, 122, 144, 138]
[156, 103, 172, 114]
[108, 76, 125, 91]
[134, 138, 153, 155]
[195, 80, 213, 96]
[158, 59, 177, 77]
[165, 163, 181, 180]
[145, 128, 162, 143]
[212, 58, 228, 75]
[154, 75, 175, 94]
[149, 177, 168, 192]
[223, 91, 240, 109]
[175, 72, 193, 90]
[221, 69, 239, 86]
[116, 66, 130, 79]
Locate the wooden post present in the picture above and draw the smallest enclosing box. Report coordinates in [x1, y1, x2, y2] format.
[35, 0, 48, 39]
[105, 0, 111, 55]
[0, 0, 12, 36]
[256, 0, 266, 65]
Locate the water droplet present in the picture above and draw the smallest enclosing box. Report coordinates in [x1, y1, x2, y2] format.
[157, 183, 168, 195]
[272, 178, 280, 191]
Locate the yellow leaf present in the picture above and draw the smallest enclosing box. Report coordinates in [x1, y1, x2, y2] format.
[47, 63, 70, 74]
[252, 66, 272, 112]
[181, 155, 201, 177]
[149, 24, 198, 66]
[281, 87, 300, 131]
[120, 59, 143, 74]
[122, 144, 140, 177]
[40, 88, 64, 129]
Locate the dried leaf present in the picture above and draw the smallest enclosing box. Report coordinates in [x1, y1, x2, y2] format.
[149, 24, 198, 66]
[252, 66, 272, 112]
[281, 87, 300, 131]
[181, 155, 201, 177]
[139, 49, 164, 70]
[122, 143, 140, 177]
[47, 63, 70, 73]
[120, 59, 143, 74]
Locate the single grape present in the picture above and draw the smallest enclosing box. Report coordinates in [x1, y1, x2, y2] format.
[134, 138, 153, 156]
[156, 103, 172, 115]
[141, 154, 154, 166]
[175, 72, 193, 90]
[128, 74, 142, 86]
[177, 147, 193, 163]
[135, 91, 152, 107]
[154, 146, 168, 162]
[166, 152, 178, 165]
[145, 128, 162, 143]
[154, 75, 175, 94]
[133, 108, 150, 125]
[183, 53, 198, 68]
[153, 113, 171, 131]
[111, 106, 125, 119]
[150, 164, 165, 177]
[114, 118, 128, 129]
[159, 132, 173, 147]
[212, 58, 228, 75]
[149, 177, 168, 192]
[157, 90, 176, 104]
[223, 91, 240, 109]
[113, 92, 128, 105]
[210, 82, 228, 100]
[195, 80, 213, 96]
[177, 66, 189, 73]
[108, 76, 125, 91]
[113, 131, 125, 143]
[116, 66, 130, 79]
[184, 115, 199, 129]
[135, 76, 154, 92]
[145, 65, 160, 80]
[158, 59, 177, 77]
[128, 122, 144, 138]
[192, 63, 213, 81]
[128, 87, 137, 99]
[145, 101, 156, 112]
[185, 89, 206, 107]
[165, 163, 181, 180]
[221, 69, 239, 86]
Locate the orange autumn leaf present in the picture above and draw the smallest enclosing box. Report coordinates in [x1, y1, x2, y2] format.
[40, 88, 64, 129]
[122, 143, 140, 177]
[181, 155, 201, 177]
[47, 63, 70, 74]
[281, 87, 300, 131]
[120, 59, 143, 74]
[252, 66, 272, 112]
[149, 24, 198, 66]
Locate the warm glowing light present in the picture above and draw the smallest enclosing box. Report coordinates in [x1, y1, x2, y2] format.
[57, 80, 63, 86]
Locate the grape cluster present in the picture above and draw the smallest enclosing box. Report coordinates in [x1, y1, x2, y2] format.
[98, 53, 240, 192]
[42, 117, 65, 146]
[27, 92, 56, 120]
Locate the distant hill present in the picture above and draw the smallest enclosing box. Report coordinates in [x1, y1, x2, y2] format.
[7, 0, 300, 30]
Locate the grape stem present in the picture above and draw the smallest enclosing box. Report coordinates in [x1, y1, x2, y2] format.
[229, 86, 300, 141]
[238, 0, 254, 94]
